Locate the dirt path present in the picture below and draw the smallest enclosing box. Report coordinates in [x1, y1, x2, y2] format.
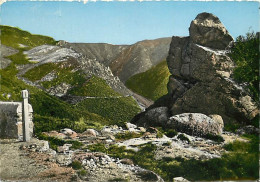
[0, 139, 75, 182]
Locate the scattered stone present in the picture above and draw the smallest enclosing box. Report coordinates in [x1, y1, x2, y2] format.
[47, 83, 72, 97]
[57, 144, 72, 153]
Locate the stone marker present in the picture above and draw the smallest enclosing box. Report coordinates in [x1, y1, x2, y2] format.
[22, 90, 30, 142]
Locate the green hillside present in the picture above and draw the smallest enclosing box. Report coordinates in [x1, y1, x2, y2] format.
[126, 61, 171, 101]
[0, 25, 141, 133]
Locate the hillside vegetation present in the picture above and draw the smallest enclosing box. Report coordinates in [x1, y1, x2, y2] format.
[0, 25, 141, 134]
[126, 61, 170, 101]
[229, 31, 259, 101]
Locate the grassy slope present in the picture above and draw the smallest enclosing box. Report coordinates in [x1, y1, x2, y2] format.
[125, 60, 170, 101]
[0, 25, 140, 133]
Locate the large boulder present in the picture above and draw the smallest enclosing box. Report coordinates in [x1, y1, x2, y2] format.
[189, 12, 233, 49]
[167, 113, 224, 136]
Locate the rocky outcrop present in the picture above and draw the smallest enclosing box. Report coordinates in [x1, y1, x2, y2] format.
[132, 12, 258, 132]
[0, 45, 19, 69]
[166, 12, 258, 124]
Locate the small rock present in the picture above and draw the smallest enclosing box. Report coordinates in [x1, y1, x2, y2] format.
[126, 123, 137, 130]
[108, 135, 116, 141]
[82, 129, 98, 137]
[173, 177, 190, 182]
[60, 128, 78, 139]
[138, 127, 146, 133]
[101, 127, 112, 135]
[105, 139, 113, 143]
[120, 158, 134, 165]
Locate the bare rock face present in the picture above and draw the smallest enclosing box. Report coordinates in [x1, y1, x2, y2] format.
[166, 13, 258, 124]
[189, 12, 233, 50]
[167, 113, 224, 136]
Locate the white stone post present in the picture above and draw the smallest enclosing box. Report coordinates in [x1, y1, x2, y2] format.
[22, 90, 30, 142]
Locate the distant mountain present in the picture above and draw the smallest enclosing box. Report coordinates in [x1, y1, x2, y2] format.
[61, 37, 171, 83]
[110, 38, 172, 82]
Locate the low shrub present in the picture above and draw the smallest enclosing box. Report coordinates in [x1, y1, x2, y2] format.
[71, 160, 83, 170]
[115, 131, 143, 140]
[164, 129, 178, 138]
[204, 134, 225, 143]
[177, 134, 190, 143]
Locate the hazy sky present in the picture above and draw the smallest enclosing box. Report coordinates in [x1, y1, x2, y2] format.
[0, 1, 259, 44]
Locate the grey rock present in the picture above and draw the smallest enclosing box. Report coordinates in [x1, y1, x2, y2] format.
[236, 125, 259, 135]
[47, 83, 72, 97]
[82, 129, 99, 137]
[56, 152, 73, 166]
[135, 107, 170, 127]
[189, 12, 233, 49]
[125, 122, 137, 130]
[167, 113, 224, 136]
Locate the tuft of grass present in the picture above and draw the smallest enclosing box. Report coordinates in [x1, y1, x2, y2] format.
[126, 61, 170, 101]
[204, 134, 225, 143]
[78, 169, 88, 176]
[164, 129, 178, 138]
[177, 134, 190, 143]
[156, 131, 164, 138]
[71, 161, 83, 170]
[115, 131, 143, 140]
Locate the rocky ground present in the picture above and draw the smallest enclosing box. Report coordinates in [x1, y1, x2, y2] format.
[0, 122, 251, 182]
